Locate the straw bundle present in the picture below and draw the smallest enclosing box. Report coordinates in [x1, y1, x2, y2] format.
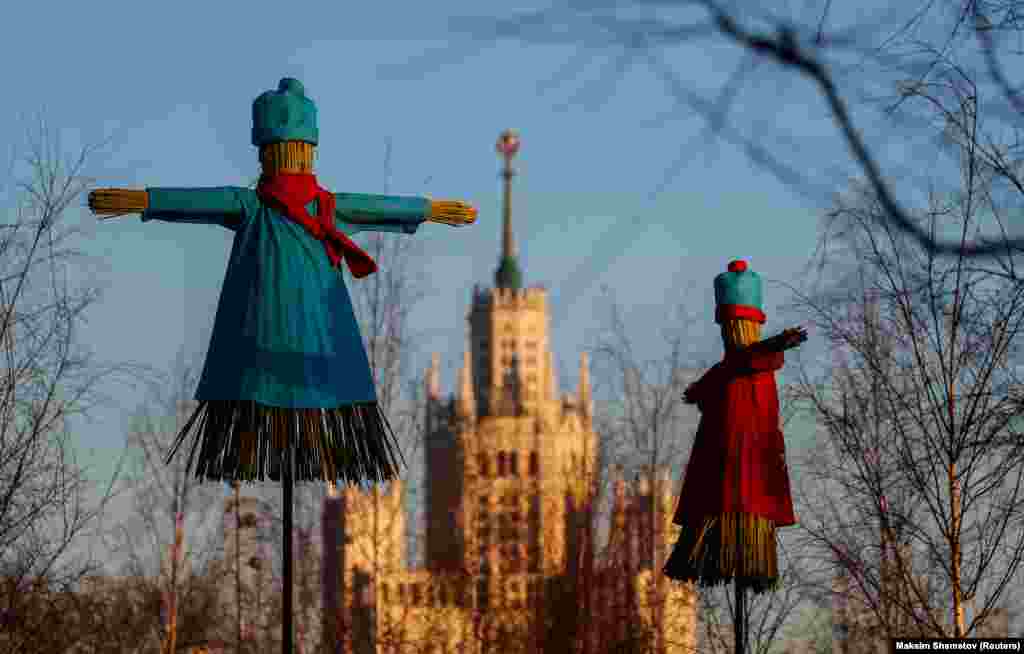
[88, 188, 148, 218]
[664, 512, 779, 595]
[427, 199, 478, 226]
[165, 400, 404, 486]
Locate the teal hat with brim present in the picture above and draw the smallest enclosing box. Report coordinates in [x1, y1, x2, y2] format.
[714, 260, 766, 323]
[252, 78, 318, 148]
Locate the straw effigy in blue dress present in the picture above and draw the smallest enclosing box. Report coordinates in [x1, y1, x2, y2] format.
[89, 78, 477, 486]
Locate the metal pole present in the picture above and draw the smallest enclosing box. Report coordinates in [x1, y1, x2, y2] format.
[235, 482, 241, 654]
[734, 515, 745, 654]
[734, 579, 745, 654]
[283, 442, 294, 654]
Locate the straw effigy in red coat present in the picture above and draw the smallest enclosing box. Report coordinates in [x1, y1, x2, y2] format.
[663, 260, 805, 595]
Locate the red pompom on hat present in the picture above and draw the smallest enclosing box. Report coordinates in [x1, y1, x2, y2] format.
[728, 260, 747, 273]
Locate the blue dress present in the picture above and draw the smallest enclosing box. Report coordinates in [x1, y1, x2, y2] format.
[142, 187, 429, 409]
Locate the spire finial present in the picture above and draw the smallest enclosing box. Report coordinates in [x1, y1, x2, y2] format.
[426, 352, 441, 400]
[495, 129, 522, 289]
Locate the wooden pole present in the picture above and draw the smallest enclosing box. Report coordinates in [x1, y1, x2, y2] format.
[165, 510, 182, 654]
[283, 443, 294, 654]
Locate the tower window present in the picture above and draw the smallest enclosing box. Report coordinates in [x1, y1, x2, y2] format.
[530, 451, 539, 475]
[456, 583, 467, 607]
[497, 451, 506, 476]
[478, 453, 489, 478]
[477, 579, 490, 609]
[510, 451, 518, 476]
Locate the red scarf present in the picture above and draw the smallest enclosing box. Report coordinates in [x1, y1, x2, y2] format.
[256, 173, 377, 278]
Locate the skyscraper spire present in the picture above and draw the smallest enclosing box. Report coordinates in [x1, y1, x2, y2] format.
[495, 129, 522, 290]
[457, 349, 475, 418]
[578, 351, 592, 418]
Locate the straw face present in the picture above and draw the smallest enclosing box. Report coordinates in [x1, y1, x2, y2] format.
[260, 141, 315, 175]
[721, 318, 762, 350]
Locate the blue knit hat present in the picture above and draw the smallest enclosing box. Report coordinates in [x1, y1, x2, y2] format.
[252, 78, 318, 147]
[713, 260, 766, 324]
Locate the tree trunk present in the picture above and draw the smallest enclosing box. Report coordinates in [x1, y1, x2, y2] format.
[165, 510, 183, 654]
[949, 460, 965, 637]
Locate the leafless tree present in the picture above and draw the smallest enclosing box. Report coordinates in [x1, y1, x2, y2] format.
[0, 117, 152, 653]
[787, 87, 1024, 638]
[108, 351, 229, 653]
[588, 289, 706, 654]
[396, 1, 1024, 260]
[569, 293, 675, 654]
[589, 288, 703, 477]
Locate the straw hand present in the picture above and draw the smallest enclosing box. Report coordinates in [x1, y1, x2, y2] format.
[782, 326, 808, 350]
[89, 188, 148, 218]
[428, 199, 477, 226]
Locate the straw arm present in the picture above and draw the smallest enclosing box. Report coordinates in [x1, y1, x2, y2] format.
[89, 187, 247, 230]
[753, 327, 807, 353]
[333, 193, 476, 233]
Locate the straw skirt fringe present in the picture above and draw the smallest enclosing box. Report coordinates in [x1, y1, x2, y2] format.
[663, 512, 779, 595]
[165, 400, 404, 485]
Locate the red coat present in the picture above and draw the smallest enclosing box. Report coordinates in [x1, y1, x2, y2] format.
[673, 349, 796, 528]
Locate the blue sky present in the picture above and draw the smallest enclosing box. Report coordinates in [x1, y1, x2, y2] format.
[2, 2, 866, 527]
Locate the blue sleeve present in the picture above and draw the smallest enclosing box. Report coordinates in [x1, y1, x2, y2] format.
[333, 192, 430, 235]
[141, 187, 252, 231]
